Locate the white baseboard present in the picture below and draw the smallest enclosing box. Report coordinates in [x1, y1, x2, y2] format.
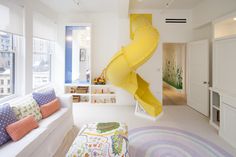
[134, 101, 163, 121]
[163, 81, 185, 94]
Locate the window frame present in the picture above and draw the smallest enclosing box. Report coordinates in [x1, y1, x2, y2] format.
[0, 30, 18, 102]
[32, 37, 54, 90]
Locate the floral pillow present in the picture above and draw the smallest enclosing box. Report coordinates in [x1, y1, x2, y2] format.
[11, 97, 42, 121]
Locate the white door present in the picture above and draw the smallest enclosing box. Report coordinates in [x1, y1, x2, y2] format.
[187, 40, 209, 117]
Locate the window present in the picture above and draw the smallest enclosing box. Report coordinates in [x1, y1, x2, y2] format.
[0, 88, 3, 93]
[32, 38, 55, 89]
[0, 31, 15, 98]
[0, 31, 22, 99]
[0, 2, 24, 100]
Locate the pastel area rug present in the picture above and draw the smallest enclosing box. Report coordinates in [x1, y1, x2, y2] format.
[129, 126, 233, 157]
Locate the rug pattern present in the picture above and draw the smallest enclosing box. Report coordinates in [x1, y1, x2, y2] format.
[129, 126, 233, 157]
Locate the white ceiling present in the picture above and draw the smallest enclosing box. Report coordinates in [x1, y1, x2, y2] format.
[39, 0, 120, 13]
[39, 0, 206, 14]
[130, 0, 205, 10]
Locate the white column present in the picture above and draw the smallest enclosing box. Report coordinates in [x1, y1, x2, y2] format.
[22, 2, 33, 94]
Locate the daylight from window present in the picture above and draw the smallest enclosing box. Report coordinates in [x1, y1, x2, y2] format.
[33, 38, 55, 89]
[0, 31, 21, 98]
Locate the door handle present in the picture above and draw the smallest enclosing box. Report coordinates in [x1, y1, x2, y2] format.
[203, 81, 208, 84]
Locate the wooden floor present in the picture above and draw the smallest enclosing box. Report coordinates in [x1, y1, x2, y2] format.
[53, 84, 236, 156]
[53, 126, 79, 157]
[163, 83, 187, 105]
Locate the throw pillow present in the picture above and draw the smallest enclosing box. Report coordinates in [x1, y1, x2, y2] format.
[40, 98, 61, 118]
[32, 89, 56, 106]
[6, 115, 38, 141]
[0, 104, 17, 146]
[11, 97, 42, 121]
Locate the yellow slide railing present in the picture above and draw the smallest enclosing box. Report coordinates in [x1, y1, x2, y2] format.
[105, 14, 162, 117]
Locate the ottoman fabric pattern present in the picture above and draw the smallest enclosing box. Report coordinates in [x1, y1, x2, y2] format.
[67, 122, 129, 157]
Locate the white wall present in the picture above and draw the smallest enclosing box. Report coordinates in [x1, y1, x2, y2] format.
[193, 23, 213, 41]
[33, 12, 57, 40]
[55, 9, 192, 105]
[55, 12, 135, 105]
[192, 0, 236, 28]
[0, 1, 23, 35]
[129, 9, 192, 103]
[1, 0, 58, 95]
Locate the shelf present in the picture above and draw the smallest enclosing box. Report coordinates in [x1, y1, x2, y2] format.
[73, 102, 91, 105]
[210, 120, 220, 130]
[65, 83, 90, 87]
[212, 107, 220, 127]
[212, 105, 220, 110]
[210, 89, 220, 130]
[91, 93, 115, 96]
[212, 91, 220, 108]
[64, 83, 117, 105]
[91, 84, 111, 87]
[66, 93, 90, 96]
[92, 103, 117, 105]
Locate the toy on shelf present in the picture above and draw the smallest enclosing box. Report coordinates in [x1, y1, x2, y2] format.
[65, 86, 89, 94]
[93, 70, 106, 85]
[73, 95, 89, 103]
[92, 97, 116, 104]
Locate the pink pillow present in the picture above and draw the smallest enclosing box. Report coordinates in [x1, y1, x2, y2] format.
[40, 98, 60, 118]
[6, 115, 38, 141]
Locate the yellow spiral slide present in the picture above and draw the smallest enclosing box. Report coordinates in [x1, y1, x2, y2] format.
[105, 14, 162, 117]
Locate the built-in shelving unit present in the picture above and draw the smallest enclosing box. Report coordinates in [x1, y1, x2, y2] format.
[64, 84, 90, 103]
[64, 84, 117, 104]
[209, 11, 236, 148]
[209, 88, 220, 130]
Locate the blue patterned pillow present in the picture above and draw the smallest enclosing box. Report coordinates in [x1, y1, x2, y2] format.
[0, 104, 17, 146]
[32, 90, 56, 106]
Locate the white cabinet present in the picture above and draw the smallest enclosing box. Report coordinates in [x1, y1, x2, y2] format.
[210, 12, 236, 148]
[219, 96, 236, 148]
[209, 89, 236, 148]
[209, 88, 220, 130]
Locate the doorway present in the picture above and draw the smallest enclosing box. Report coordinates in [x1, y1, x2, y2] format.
[162, 43, 187, 105]
[65, 25, 91, 84]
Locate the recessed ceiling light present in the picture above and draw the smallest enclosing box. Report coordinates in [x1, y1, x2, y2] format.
[234, 17, 236, 21]
[86, 27, 90, 30]
[73, 0, 80, 6]
[166, 0, 174, 8]
[66, 36, 73, 41]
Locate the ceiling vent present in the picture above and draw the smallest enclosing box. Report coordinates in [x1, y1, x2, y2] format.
[165, 18, 187, 24]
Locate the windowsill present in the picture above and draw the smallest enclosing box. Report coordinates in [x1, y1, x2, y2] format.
[0, 94, 20, 104]
[33, 83, 53, 92]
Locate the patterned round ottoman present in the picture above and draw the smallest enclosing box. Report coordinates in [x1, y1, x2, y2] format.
[66, 122, 129, 157]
